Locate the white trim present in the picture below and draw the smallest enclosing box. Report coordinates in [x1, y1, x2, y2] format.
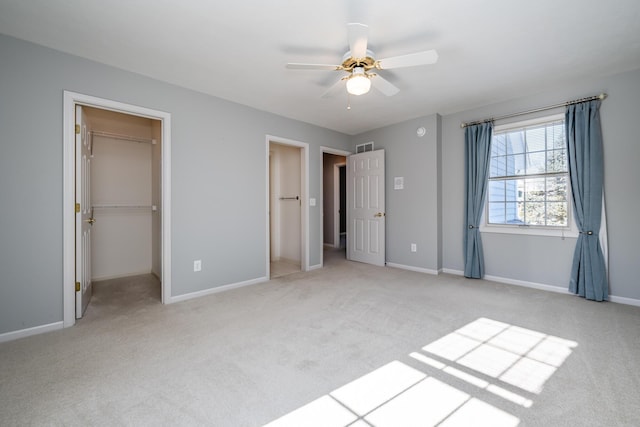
[442, 268, 640, 307]
[480, 223, 578, 238]
[319, 146, 351, 267]
[308, 263, 322, 271]
[494, 113, 564, 132]
[0, 322, 63, 343]
[266, 135, 310, 278]
[169, 277, 268, 304]
[442, 268, 569, 293]
[320, 147, 351, 156]
[63, 91, 172, 328]
[485, 113, 577, 237]
[480, 198, 579, 238]
[609, 295, 640, 307]
[386, 262, 439, 275]
[483, 274, 569, 294]
[334, 163, 346, 248]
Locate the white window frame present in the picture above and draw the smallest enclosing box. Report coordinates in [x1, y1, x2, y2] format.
[480, 113, 578, 238]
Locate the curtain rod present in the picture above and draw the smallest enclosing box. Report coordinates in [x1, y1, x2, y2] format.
[460, 93, 607, 128]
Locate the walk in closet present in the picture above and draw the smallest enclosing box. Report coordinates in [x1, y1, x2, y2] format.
[84, 107, 162, 285]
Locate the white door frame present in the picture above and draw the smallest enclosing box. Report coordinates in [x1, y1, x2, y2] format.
[320, 146, 351, 267]
[334, 162, 346, 249]
[63, 91, 172, 327]
[266, 135, 309, 278]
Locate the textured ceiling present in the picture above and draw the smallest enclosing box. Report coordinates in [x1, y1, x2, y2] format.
[1, 0, 640, 134]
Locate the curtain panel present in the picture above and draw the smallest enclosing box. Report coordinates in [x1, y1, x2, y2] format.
[463, 122, 493, 278]
[565, 100, 608, 301]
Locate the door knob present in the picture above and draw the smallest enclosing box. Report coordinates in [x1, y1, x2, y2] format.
[374, 212, 385, 218]
[86, 218, 96, 225]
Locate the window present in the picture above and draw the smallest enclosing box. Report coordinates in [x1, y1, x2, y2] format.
[483, 114, 576, 236]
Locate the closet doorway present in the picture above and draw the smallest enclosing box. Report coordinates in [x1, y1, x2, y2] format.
[267, 136, 309, 278]
[63, 91, 172, 328]
[81, 106, 162, 317]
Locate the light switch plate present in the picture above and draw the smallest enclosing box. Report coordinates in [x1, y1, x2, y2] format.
[309, 198, 316, 206]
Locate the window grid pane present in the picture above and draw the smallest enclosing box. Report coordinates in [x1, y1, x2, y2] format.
[488, 119, 569, 228]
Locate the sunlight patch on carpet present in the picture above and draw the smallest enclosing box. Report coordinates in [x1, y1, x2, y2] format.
[265, 317, 577, 426]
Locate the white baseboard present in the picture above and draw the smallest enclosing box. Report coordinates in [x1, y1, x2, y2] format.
[308, 264, 322, 271]
[609, 295, 640, 307]
[483, 274, 569, 295]
[0, 321, 63, 343]
[443, 268, 569, 294]
[386, 262, 439, 275]
[441, 268, 640, 307]
[168, 276, 269, 304]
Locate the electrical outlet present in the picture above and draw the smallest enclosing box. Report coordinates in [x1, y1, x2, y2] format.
[193, 260, 202, 272]
[411, 243, 417, 252]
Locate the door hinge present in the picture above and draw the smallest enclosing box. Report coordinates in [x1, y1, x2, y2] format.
[75, 282, 81, 292]
[75, 124, 80, 134]
[75, 203, 80, 213]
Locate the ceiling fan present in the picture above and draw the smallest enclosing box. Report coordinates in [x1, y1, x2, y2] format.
[286, 23, 438, 97]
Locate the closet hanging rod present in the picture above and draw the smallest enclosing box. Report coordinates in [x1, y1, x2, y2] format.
[90, 130, 156, 144]
[93, 204, 157, 210]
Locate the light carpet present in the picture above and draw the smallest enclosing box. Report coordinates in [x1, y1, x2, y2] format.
[1, 248, 639, 426]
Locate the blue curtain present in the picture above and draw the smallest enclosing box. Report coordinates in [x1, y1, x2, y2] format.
[566, 100, 608, 301]
[464, 123, 493, 278]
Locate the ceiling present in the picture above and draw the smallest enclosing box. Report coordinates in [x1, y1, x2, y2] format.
[1, 0, 640, 135]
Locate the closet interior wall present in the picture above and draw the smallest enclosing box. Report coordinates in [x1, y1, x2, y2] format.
[269, 143, 301, 264]
[84, 107, 161, 281]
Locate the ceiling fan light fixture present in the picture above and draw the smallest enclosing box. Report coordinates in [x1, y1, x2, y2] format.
[346, 67, 371, 95]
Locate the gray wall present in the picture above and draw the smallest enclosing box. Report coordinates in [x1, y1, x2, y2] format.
[352, 114, 442, 272]
[350, 68, 639, 301]
[2, 32, 639, 336]
[440, 68, 640, 299]
[0, 34, 350, 334]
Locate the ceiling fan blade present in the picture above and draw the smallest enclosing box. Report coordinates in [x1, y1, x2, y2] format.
[371, 74, 400, 96]
[321, 77, 347, 98]
[286, 63, 341, 70]
[377, 49, 438, 69]
[347, 23, 369, 59]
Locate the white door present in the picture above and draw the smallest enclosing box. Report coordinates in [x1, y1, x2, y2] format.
[347, 149, 385, 266]
[75, 105, 93, 318]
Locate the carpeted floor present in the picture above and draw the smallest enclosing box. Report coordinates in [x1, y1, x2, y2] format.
[1, 248, 639, 426]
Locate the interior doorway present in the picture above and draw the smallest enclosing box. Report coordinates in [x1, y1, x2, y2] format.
[338, 164, 347, 249]
[63, 91, 172, 328]
[267, 136, 309, 279]
[321, 147, 351, 267]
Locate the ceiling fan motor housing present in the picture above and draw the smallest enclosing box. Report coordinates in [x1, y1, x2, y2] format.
[341, 50, 378, 72]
